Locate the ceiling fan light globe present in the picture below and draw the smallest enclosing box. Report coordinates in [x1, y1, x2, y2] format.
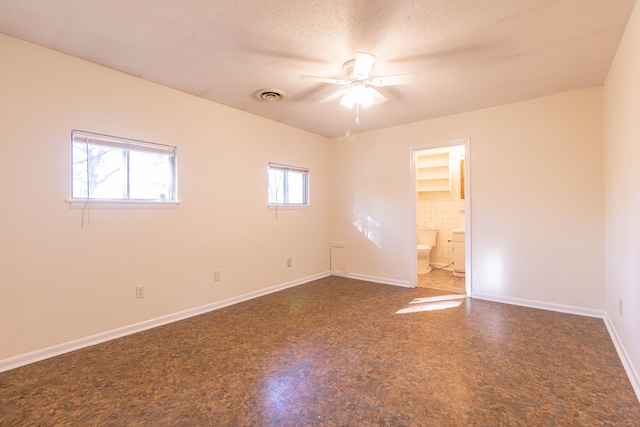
[359, 91, 375, 108]
[351, 82, 374, 108]
[360, 96, 374, 108]
[340, 92, 355, 109]
[367, 87, 388, 105]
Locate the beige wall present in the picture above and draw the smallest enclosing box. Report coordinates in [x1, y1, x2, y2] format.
[0, 31, 613, 368]
[604, 1, 640, 391]
[331, 87, 604, 308]
[0, 34, 331, 360]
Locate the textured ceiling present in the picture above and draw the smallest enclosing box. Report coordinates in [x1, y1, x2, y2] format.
[0, 0, 636, 138]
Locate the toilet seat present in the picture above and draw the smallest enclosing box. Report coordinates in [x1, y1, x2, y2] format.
[417, 244, 432, 251]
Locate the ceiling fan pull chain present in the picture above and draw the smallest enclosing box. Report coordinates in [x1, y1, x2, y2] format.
[356, 102, 360, 125]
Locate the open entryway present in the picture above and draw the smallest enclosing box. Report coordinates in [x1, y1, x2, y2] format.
[411, 139, 471, 295]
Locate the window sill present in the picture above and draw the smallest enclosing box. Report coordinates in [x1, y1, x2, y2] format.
[66, 199, 180, 210]
[268, 204, 310, 210]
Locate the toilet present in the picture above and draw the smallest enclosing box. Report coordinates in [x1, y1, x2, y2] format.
[417, 226, 438, 274]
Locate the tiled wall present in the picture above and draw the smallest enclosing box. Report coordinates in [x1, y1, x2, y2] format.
[417, 199, 465, 266]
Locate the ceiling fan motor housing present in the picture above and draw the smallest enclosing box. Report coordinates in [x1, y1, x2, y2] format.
[343, 59, 358, 80]
[343, 52, 376, 81]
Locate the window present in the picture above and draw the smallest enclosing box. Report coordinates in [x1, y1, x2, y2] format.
[268, 163, 309, 206]
[71, 130, 177, 202]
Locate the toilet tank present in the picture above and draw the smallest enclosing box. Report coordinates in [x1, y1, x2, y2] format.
[417, 227, 438, 246]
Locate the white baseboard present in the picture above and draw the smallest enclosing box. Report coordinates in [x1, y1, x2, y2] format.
[347, 273, 412, 288]
[603, 313, 640, 402]
[330, 272, 349, 278]
[0, 271, 331, 374]
[470, 292, 604, 318]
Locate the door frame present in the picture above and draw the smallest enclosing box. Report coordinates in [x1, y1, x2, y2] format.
[410, 138, 471, 295]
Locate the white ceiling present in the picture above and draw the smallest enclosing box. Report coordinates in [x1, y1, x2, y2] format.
[0, 0, 636, 138]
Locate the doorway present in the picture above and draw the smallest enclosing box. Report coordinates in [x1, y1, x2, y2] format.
[411, 139, 471, 294]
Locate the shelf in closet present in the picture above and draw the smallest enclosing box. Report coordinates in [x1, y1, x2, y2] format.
[416, 151, 451, 194]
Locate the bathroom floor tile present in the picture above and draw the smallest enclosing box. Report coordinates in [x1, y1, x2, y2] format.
[418, 267, 465, 293]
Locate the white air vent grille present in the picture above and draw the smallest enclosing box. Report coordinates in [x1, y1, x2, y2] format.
[254, 88, 287, 102]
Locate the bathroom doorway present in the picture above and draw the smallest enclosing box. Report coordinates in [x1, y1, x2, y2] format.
[411, 139, 470, 294]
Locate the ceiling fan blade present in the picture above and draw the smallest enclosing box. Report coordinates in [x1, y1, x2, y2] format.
[370, 72, 420, 87]
[353, 52, 376, 79]
[320, 88, 349, 103]
[367, 87, 388, 105]
[300, 75, 348, 85]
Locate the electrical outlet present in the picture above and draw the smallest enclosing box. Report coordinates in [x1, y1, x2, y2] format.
[136, 285, 145, 299]
[287, 258, 292, 268]
[619, 298, 623, 316]
[214, 271, 221, 281]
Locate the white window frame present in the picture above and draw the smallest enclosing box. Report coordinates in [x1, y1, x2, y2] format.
[268, 162, 310, 207]
[70, 130, 177, 204]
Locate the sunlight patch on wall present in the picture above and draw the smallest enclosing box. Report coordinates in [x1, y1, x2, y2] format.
[485, 251, 506, 293]
[352, 208, 382, 248]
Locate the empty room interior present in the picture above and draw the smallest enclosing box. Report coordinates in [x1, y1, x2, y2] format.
[1, 0, 640, 424]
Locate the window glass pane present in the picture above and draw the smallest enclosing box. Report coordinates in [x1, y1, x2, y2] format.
[129, 150, 173, 200]
[268, 164, 309, 206]
[268, 169, 285, 204]
[90, 144, 126, 199]
[72, 141, 89, 198]
[287, 171, 304, 204]
[72, 142, 126, 199]
[71, 131, 177, 202]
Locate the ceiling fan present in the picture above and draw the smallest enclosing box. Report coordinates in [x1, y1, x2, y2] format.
[301, 52, 419, 124]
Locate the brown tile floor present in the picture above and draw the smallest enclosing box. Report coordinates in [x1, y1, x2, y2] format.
[1, 276, 638, 426]
[418, 267, 465, 294]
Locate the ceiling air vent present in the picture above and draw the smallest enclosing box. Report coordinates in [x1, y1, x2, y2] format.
[254, 88, 287, 102]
